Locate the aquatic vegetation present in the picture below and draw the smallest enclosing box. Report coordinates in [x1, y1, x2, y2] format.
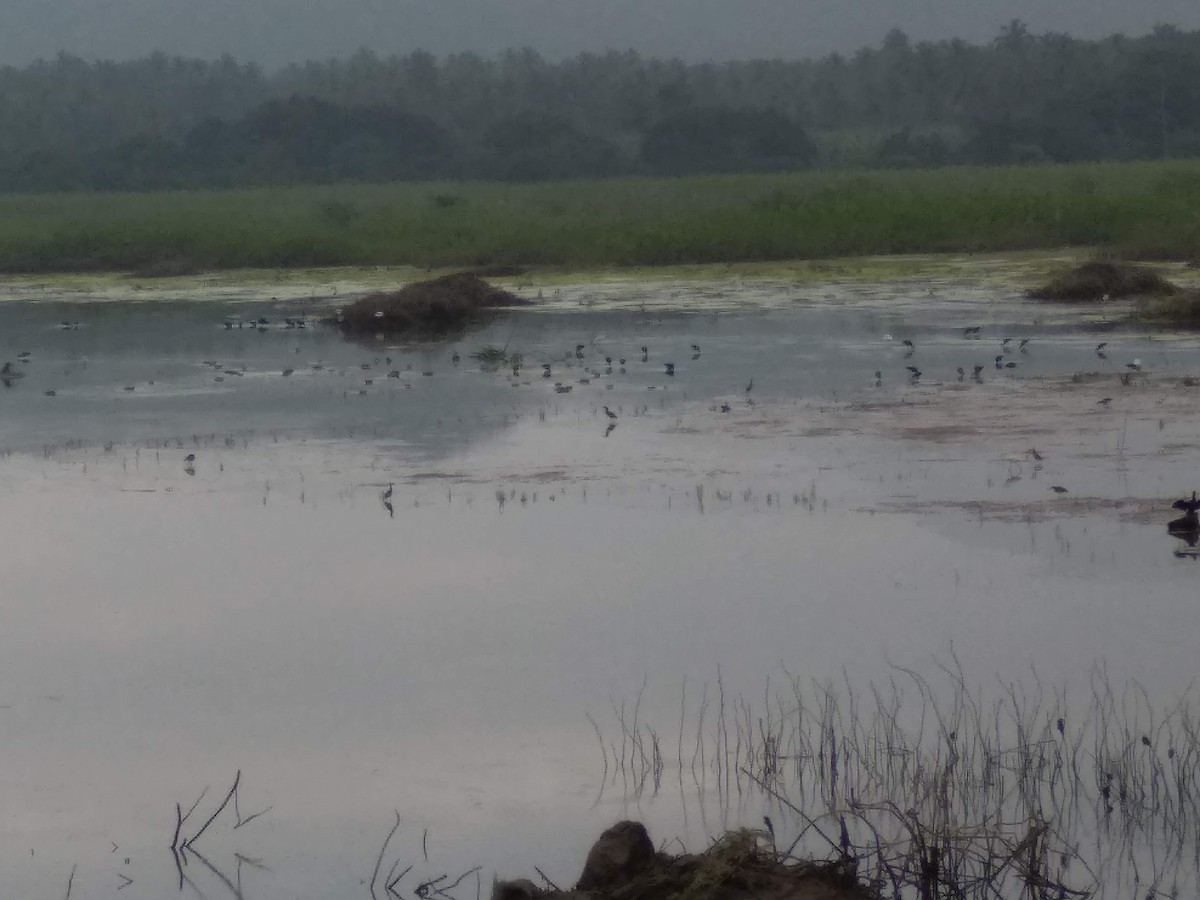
[1029, 259, 1178, 301]
[1137, 288, 1200, 327]
[334, 273, 528, 336]
[596, 663, 1200, 898]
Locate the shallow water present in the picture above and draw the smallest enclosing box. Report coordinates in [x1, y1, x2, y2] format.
[2, 260, 1199, 898]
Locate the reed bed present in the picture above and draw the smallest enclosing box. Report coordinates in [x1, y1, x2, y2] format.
[2, 159, 1200, 273]
[595, 661, 1200, 898]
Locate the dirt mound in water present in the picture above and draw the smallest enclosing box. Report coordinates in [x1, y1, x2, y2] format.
[493, 821, 875, 900]
[334, 273, 529, 336]
[1029, 260, 1177, 301]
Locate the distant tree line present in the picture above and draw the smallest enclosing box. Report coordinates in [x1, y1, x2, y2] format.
[4, 22, 1200, 191]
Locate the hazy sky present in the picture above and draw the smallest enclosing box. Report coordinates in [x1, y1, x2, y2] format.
[6, 0, 1200, 68]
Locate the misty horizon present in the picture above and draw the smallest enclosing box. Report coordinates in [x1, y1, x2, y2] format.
[5, 0, 1200, 69]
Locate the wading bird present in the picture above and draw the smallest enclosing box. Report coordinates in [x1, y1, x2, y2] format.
[603, 406, 617, 420]
[1169, 492, 1200, 535]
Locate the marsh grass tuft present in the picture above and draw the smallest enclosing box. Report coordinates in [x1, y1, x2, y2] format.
[1137, 289, 1200, 327]
[596, 661, 1200, 898]
[335, 273, 528, 336]
[1029, 259, 1179, 301]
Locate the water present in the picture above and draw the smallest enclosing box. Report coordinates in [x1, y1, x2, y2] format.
[1, 265, 1198, 898]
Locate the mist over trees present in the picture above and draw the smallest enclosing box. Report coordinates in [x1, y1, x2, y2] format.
[3, 22, 1200, 192]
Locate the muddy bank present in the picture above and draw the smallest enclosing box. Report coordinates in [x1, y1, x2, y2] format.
[493, 822, 873, 900]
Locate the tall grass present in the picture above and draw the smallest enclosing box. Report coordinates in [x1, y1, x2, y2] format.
[596, 661, 1200, 898]
[3, 160, 1200, 274]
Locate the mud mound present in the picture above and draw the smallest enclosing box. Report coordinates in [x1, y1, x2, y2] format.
[1029, 260, 1177, 301]
[334, 273, 529, 336]
[493, 822, 875, 900]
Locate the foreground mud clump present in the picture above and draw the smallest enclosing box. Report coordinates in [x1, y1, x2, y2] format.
[334, 273, 528, 335]
[493, 821, 875, 900]
[1028, 260, 1177, 301]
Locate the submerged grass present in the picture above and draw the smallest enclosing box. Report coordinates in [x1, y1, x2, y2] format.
[3, 160, 1200, 274]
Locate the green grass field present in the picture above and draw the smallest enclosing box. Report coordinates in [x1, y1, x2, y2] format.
[2, 160, 1200, 274]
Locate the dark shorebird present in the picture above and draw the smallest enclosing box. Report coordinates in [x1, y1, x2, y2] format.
[963, 326, 981, 338]
[542, 364, 552, 378]
[603, 405, 617, 420]
[720, 403, 732, 413]
[690, 344, 701, 354]
[902, 339, 914, 349]
[452, 352, 461, 365]
[1001, 337, 1012, 350]
[604, 422, 616, 438]
[664, 362, 675, 376]
[1028, 448, 1044, 461]
[906, 366, 921, 381]
[184, 453, 196, 464]
[282, 368, 294, 376]
[1169, 492, 1200, 536]
[1004, 361, 1017, 369]
[381, 482, 394, 502]
[1173, 492, 1200, 514]
[575, 344, 586, 359]
[1019, 339, 1030, 352]
[555, 383, 572, 394]
[745, 378, 754, 393]
[956, 367, 964, 381]
[1126, 360, 1142, 371]
[972, 365, 984, 379]
[1097, 397, 1112, 406]
[1050, 485, 1069, 494]
[1096, 342, 1107, 352]
[874, 370, 882, 385]
[994, 355, 1004, 369]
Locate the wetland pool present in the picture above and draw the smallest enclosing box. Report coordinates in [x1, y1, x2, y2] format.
[1, 262, 1199, 899]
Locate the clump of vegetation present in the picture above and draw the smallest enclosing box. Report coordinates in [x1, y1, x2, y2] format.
[1029, 259, 1178, 300]
[333, 272, 529, 336]
[592, 662, 1198, 899]
[1138, 288, 1200, 326]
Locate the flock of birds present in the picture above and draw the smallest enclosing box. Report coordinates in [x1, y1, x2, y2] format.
[875, 329, 1142, 390]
